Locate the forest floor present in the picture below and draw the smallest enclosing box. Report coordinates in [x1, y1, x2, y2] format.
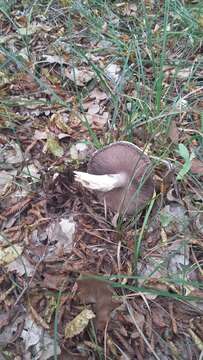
[0, 1, 203, 359]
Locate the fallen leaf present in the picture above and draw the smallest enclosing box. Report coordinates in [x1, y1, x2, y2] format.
[46, 217, 76, 256]
[177, 68, 192, 80]
[168, 252, 189, 274]
[190, 158, 203, 175]
[193, 213, 203, 236]
[42, 54, 68, 64]
[1, 141, 24, 164]
[11, 73, 38, 93]
[105, 63, 121, 82]
[125, 310, 145, 339]
[70, 142, 89, 161]
[123, 3, 137, 16]
[0, 245, 23, 266]
[50, 113, 69, 133]
[46, 136, 64, 157]
[39, 333, 61, 360]
[81, 112, 109, 128]
[173, 98, 188, 111]
[18, 47, 29, 61]
[17, 22, 52, 36]
[7, 255, 35, 276]
[42, 273, 67, 290]
[198, 15, 203, 27]
[21, 315, 61, 359]
[2, 196, 32, 217]
[0, 312, 10, 330]
[0, 314, 25, 346]
[160, 203, 189, 233]
[29, 303, 49, 330]
[152, 308, 168, 328]
[89, 88, 107, 101]
[87, 103, 100, 115]
[168, 120, 179, 143]
[17, 25, 38, 36]
[190, 316, 203, 349]
[78, 277, 118, 330]
[0, 169, 17, 193]
[0, 53, 6, 63]
[138, 258, 163, 296]
[83, 100, 99, 111]
[34, 130, 48, 140]
[58, 132, 70, 139]
[64, 308, 95, 339]
[21, 164, 41, 182]
[59, 0, 74, 6]
[65, 67, 94, 86]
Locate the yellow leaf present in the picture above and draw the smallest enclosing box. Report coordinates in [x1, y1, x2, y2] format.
[59, 0, 73, 6]
[65, 309, 95, 338]
[0, 245, 23, 266]
[46, 136, 64, 157]
[198, 15, 203, 27]
[189, 329, 203, 351]
[50, 113, 69, 133]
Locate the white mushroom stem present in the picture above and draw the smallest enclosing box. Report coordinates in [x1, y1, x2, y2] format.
[74, 171, 127, 192]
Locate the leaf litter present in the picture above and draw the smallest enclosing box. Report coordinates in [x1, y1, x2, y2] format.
[0, 1, 203, 359]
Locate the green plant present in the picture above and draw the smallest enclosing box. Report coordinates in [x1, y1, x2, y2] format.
[176, 143, 195, 180]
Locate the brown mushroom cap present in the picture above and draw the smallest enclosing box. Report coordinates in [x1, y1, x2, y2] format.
[87, 141, 154, 215]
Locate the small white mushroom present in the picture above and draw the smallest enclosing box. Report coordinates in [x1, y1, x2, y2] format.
[74, 141, 154, 215]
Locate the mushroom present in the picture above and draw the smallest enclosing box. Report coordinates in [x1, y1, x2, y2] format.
[74, 141, 154, 215]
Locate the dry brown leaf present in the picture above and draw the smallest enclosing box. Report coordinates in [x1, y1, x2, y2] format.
[29, 303, 49, 330]
[2, 196, 33, 217]
[77, 277, 118, 331]
[42, 273, 67, 290]
[0, 314, 25, 347]
[10, 73, 39, 93]
[190, 158, 203, 175]
[168, 120, 179, 143]
[152, 308, 168, 329]
[65, 67, 94, 86]
[89, 88, 107, 101]
[0, 312, 11, 330]
[81, 112, 109, 128]
[7, 255, 35, 276]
